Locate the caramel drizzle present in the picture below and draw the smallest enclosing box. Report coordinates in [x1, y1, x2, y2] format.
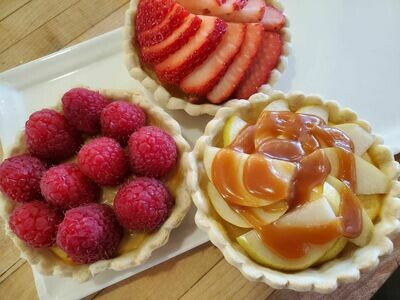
[212, 111, 363, 258]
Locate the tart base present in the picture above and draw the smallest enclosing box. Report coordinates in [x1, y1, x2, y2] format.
[0, 88, 193, 282]
[189, 91, 400, 293]
[124, 0, 291, 116]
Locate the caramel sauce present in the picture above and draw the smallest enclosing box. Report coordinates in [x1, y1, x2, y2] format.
[211, 110, 363, 259]
[288, 150, 331, 208]
[243, 154, 290, 202]
[230, 125, 256, 154]
[340, 186, 363, 238]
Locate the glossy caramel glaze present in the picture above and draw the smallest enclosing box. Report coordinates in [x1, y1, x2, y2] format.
[211, 110, 363, 259]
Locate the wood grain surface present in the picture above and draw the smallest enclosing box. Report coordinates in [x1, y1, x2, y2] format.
[0, 1, 399, 299]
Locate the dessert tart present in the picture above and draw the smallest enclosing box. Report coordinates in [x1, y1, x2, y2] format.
[0, 88, 192, 282]
[124, 0, 290, 116]
[189, 91, 400, 292]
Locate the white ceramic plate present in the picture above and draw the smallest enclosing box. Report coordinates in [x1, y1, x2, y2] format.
[1, 0, 400, 298]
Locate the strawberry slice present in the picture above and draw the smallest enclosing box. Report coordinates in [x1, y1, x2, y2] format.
[138, 3, 190, 47]
[135, 0, 175, 33]
[155, 16, 227, 84]
[207, 23, 263, 103]
[262, 5, 285, 31]
[221, 0, 265, 23]
[233, 0, 248, 10]
[177, 0, 238, 15]
[235, 31, 282, 99]
[140, 14, 202, 65]
[180, 23, 245, 96]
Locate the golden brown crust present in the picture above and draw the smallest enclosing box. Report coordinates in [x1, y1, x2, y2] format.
[189, 91, 400, 293]
[124, 0, 291, 116]
[0, 88, 193, 282]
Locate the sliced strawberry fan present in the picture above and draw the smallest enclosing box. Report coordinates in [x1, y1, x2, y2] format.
[124, 0, 290, 116]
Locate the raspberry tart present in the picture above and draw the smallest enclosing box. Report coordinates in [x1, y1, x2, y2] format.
[189, 92, 400, 292]
[124, 0, 290, 116]
[0, 88, 192, 281]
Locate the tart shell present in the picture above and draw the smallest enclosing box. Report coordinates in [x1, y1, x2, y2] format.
[0, 88, 193, 282]
[124, 0, 291, 116]
[189, 91, 400, 293]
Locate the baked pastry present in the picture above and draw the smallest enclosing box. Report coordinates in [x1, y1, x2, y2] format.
[189, 91, 400, 292]
[124, 0, 290, 116]
[0, 88, 192, 282]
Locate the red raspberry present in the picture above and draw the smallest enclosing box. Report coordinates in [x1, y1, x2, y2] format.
[56, 203, 122, 264]
[78, 137, 128, 186]
[9, 201, 62, 248]
[0, 155, 46, 203]
[128, 126, 178, 178]
[101, 101, 147, 145]
[62, 88, 109, 135]
[40, 163, 99, 210]
[25, 109, 81, 161]
[114, 177, 174, 232]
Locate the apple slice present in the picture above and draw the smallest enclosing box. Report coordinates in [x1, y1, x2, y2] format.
[140, 14, 202, 65]
[155, 16, 227, 84]
[334, 123, 374, 156]
[207, 182, 252, 228]
[137, 3, 190, 47]
[296, 105, 329, 124]
[235, 31, 282, 99]
[358, 194, 382, 221]
[323, 148, 390, 195]
[237, 197, 339, 270]
[180, 23, 245, 95]
[247, 201, 288, 225]
[207, 23, 263, 104]
[325, 176, 374, 247]
[263, 99, 289, 112]
[323, 182, 340, 215]
[261, 5, 286, 32]
[277, 196, 337, 227]
[203, 146, 296, 207]
[223, 115, 248, 147]
[316, 237, 347, 264]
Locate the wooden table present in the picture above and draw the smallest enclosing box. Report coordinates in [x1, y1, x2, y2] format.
[0, 1, 399, 299]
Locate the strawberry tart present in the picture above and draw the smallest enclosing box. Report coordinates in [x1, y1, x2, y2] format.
[125, 0, 290, 116]
[0, 88, 192, 281]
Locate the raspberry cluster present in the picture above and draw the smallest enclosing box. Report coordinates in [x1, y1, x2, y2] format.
[0, 87, 178, 265]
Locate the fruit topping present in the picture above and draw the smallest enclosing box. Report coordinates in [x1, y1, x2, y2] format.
[204, 103, 386, 269]
[262, 5, 286, 32]
[137, 3, 190, 47]
[101, 101, 147, 145]
[155, 16, 227, 84]
[56, 203, 122, 264]
[114, 177, 174, 231]
[235, 31, 282, 99]
[134, 0, 285, 104]
[207, 23, 263, 103]
[78, 137, 128, 186]
[62, 88, 109, 135]
[128, 126, 178, 178]
[9, 201, 62, 248]
[140, 14, 202, 65]
[40, 163, 100, 210]
[0, 155, 46, 203]
[136, 0, 175, 33]
[25, 109, 81, 161]
[180, 22, 245, 96]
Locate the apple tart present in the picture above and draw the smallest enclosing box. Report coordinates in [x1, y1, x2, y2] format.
[189, 91, 400, 292]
